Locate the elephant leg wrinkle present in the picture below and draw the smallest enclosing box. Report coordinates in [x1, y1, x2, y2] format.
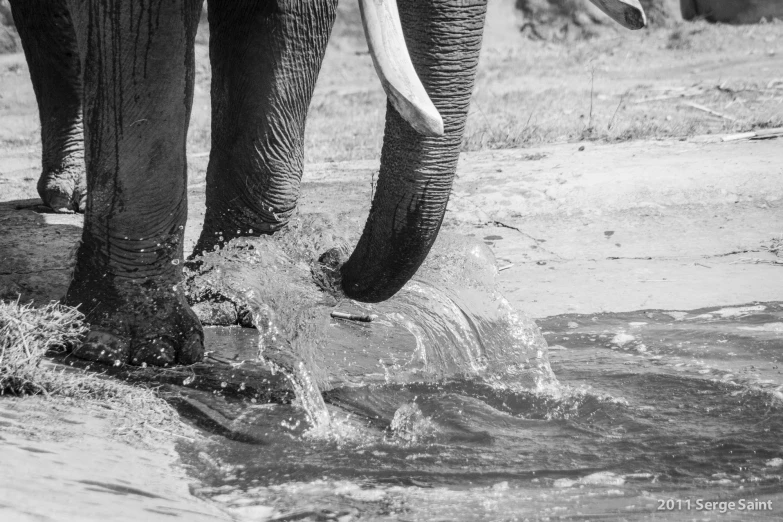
[9, 0, 86, 212]
[15, 0, 498, 367]
[194, 0, 338, 255]
[62, 0, 204, 366]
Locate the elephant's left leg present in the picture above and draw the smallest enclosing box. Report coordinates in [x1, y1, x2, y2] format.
[65, 0, 205, 366]
[9, 0, 85, 212]
[193, 0, 337, 254]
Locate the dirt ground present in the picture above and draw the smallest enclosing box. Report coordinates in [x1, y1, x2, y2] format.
[0, 398, 232, 522]
[1, 2, 782, 520]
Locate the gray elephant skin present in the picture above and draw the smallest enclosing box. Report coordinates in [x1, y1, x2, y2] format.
[680, 0, 783, 23]
[11, 0, 642, 368]
[9, 0, 489, 367]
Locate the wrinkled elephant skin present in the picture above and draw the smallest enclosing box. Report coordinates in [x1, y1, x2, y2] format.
[10, 0, 639, 367]
[7, 0, 491, 366]
[680, 0, 783, 23]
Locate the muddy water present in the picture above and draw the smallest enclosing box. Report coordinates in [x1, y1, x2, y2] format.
[178, 221, 783, 521]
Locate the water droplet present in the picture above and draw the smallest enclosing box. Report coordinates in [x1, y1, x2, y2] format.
[171, 259, 180, 265]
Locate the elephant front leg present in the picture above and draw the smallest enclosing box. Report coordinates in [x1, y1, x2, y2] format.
[64, 0, 204, 366]
[10, 0, 85, 212]
[193, 0, 337, 254]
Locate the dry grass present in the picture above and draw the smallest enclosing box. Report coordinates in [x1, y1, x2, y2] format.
[3, 6, 783, 165]
[1, 299, 85, 396]
[762, 236, 783, 257]
[0, 300, 187, 442]
[286, 18, 783, 163]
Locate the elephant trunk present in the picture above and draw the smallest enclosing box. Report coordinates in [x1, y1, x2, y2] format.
[341, 0, 487, 302]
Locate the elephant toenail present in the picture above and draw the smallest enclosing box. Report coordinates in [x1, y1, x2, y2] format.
[132, 337, 176, 367]
[178, 332, 204, 365]
[73, 331, 130, 364]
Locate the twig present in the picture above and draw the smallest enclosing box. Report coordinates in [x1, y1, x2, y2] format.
[729, 257, 783, 265]
[722, 127, 783, 142]
[331, 311, 374, 322]
[607, 91, 628, 131]
[498, 264, 514, 272]
[205, 354, 232, 366]
[522, 107, 535, 136]
[631, 88, 705, 104]
[588, 67, 595, 130]
[721, 131, 757, 142]
[681, 102, 737, 122]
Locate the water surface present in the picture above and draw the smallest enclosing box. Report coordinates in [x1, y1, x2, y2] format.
[177, 222, 782, 521]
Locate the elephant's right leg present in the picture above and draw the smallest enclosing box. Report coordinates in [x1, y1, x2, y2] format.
[64, 0, 204, 367]
[194, 0, 337, 254]
[9, 0, 85, 212]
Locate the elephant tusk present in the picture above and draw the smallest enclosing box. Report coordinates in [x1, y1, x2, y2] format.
[358, 0, 444, 137]
[588, 0, 647, 30]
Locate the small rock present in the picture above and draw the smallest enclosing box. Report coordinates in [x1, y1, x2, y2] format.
[611, 333, 635, 347]
[491, 481, 510, 491]
[227, 504, 276, 521]
[579, 472, 625, 486]
[192, 300, 238, 326]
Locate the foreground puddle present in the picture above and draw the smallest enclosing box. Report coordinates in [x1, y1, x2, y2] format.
[175, 303, 783, 521]
[163, 222, 783, 520]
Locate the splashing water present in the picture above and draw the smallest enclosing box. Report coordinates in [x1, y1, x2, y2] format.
[178, 219, 783, 520]
[185, 219, 556, 435]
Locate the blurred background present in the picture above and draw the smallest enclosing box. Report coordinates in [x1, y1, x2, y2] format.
[1, 0, 782, 164]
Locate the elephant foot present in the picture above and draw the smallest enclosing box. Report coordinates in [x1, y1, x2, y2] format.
[311, 245, 351, 296]
[37, 166, 86, 213]
[65, 278, 204, 367]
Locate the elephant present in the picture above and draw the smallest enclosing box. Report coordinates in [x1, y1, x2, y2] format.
[680, 0, 783, 23]
[9, 0, 645, 367]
